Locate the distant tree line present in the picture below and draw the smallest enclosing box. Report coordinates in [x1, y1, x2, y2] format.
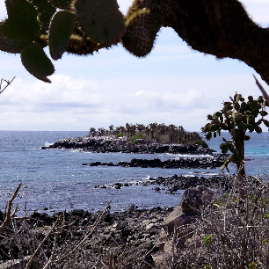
[88, 123, 205, 145]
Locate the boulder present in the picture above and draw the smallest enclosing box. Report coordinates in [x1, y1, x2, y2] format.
[161, 185, 214, 235]
[153, 186, 215, 264]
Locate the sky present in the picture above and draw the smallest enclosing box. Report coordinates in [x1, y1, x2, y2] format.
[0, 0, 269, 131]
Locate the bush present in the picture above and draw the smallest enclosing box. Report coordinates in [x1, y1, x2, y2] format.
[129, 133, 145, 144]
[115, 133, 123, 138]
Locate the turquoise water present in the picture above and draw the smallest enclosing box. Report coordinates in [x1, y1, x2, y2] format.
[0, 131, 268, 213]
[205, 132, 269, 175]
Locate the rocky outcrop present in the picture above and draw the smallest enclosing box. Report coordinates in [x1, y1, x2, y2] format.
[153, 186, 215, 266]
[42, 136, 214, 154]
[84, 155, 226, 169]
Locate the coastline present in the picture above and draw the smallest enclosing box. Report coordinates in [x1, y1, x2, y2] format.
[42, 135, 214, 155]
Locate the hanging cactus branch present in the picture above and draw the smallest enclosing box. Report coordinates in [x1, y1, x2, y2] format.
[1, 0, 269, 83]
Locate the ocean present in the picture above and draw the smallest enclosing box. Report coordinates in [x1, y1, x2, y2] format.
[0, 131, 268, 214]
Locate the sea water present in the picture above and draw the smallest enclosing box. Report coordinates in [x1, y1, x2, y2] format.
[0, 131, 268, 213]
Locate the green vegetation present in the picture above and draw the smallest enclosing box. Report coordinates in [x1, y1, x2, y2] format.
[202, 93, 269, 204]
[129, 133, 145, 144]
[202, 93, 269, 173]
[115, 133, 123, 138]
[88, 122, 205, 145]
[1, 0, 269, 85]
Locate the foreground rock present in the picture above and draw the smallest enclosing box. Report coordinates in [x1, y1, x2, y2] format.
[84, 155, 226, 169]
[42, 136, 214, 154]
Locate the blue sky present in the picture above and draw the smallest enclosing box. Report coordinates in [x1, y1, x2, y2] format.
[0, 0, 269, 131]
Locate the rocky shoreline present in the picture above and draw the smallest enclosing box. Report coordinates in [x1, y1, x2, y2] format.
[83, 154, 226, 169]
[42, 136, 214, 154]
[94, 173, 233, 193]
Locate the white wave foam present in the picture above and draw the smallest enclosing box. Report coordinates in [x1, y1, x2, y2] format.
[44, 141, 53, 147]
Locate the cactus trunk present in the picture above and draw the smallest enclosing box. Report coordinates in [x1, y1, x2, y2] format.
[233, 130, 247, 208]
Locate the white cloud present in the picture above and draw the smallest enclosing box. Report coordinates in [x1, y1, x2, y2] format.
[135, 91, 144, 96]
[0, 71, 266, 131]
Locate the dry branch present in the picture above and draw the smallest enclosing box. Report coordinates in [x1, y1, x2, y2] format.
[0, 77, 15, 94]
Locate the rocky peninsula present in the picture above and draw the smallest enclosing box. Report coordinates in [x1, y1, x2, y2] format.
[42, 136, 214, 154]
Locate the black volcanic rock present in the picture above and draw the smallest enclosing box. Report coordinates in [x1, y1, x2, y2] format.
[42, 136, 214, 155]
[84, 155, 226, 169]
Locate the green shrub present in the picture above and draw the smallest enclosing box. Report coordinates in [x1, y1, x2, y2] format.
[130, 133, 145, 144]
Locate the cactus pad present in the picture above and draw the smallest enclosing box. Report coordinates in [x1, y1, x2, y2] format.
[21, 43, 55, 83]
[49, 11, 76, 60]
[75, 0, 125, 45]
[0, 0, 40, 42]
[0, 33, 29, 53]
[121, 9, 162, 57]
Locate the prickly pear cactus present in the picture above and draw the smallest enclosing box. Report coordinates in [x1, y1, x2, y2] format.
[202, 93, 269, 204]
[49, 11, 76, 60]
[21, 43, 55, 83]
[202, 93, 269, 173]
[75, 0, 125, 45]
[121, 9, 162, 57]
[0, 0, 40, 42]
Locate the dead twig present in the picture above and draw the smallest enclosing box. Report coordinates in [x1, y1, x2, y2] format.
[0, 183, 22, 234]
[0, 76, 15, 94]
[253, 75, 269, 102]
[25, 219, 59, 269]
